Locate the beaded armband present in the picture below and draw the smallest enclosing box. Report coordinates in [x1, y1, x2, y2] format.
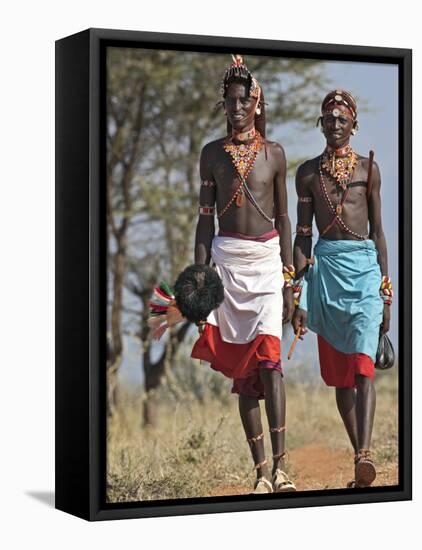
[283, 264, 295, 289]
[380, 276, 393, 305]
[201, 179, 216, 188]
[296, 224, 313, 237]
[198, 205, 215, 216]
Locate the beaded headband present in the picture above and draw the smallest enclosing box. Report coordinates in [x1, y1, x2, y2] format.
[321, 89, 357, 121]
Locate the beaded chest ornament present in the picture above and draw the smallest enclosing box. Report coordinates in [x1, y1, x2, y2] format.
[318, 148, 369, 240]
[221, 130, 264, 211]
[320, 144, 358, 191]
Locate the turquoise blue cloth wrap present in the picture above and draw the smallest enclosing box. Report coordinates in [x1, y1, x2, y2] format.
[299, 239, 383, 361]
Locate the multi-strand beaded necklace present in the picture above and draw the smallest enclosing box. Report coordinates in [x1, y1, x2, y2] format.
[320, 144, 358, 191]
[219, 130, 271, 222]
[319, 144, 368, 240]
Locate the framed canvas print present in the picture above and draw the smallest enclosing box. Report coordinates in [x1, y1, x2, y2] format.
[55, 28, 412, 521]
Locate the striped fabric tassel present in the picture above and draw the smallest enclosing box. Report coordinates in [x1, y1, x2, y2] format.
[147, 282, 184, 340]
[149, 283, 174, 314]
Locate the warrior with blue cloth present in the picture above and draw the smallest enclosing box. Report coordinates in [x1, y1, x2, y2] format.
[292, 90, 393, 488]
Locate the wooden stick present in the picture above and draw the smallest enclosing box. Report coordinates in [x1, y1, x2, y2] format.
[288, 327, 302, 360]
[366, 150, 375, 201]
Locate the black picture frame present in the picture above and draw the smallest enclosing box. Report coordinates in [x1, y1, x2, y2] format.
[55, 28, 412, 521]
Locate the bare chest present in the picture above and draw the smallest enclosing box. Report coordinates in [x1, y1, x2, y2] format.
[309, 160, 371, 239]
[213, 150, 276, 201]
[311, 161, 369, 210]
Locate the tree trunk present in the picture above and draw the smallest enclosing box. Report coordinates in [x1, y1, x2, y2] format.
[107, 239, 126, 417]
[142, 392, 158, 427]
[107, 363, 121, 417]
[141, 321, 191, 427]
[142, 347, 165, 428]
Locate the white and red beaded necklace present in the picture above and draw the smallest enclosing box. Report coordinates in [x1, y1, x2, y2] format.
[320, 144, 358, 191]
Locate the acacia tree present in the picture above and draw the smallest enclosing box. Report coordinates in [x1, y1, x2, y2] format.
[106, 48, 158, 414]
[107, 49, 327, 423]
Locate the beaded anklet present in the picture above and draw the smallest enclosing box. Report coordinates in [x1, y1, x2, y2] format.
[269, 425, 286, 433]
[247, 432, 264, 446]
[272, 452, 286, 461]
[253, 459, 268, 471]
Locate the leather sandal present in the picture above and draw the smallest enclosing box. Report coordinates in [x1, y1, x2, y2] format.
[354, 449, 376, 487]
[252, 477, 274, 494]
[251, 459, 273, 494]
[272, 469, 296, 492]
[271, 452, 296, 492]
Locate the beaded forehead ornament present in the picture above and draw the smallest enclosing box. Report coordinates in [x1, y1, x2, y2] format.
[321, 89, 358, 120]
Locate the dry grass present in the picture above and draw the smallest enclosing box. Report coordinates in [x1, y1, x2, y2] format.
[107, 364, 398, 502]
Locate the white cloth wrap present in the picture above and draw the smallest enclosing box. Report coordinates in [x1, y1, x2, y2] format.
[207, 235, 283, 343]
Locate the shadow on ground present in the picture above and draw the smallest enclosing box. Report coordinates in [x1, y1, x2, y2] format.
[26, 491, 55, 508]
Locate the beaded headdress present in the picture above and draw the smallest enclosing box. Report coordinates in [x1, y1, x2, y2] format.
[317, 89, 358, 126]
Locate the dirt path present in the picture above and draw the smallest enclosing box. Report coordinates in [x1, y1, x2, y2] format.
[209, 444, 399, 497]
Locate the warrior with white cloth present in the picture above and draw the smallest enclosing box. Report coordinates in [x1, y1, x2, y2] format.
[191, 56, 296, 494]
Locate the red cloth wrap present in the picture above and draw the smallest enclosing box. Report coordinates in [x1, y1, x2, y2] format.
[317, 335, 374, 388]
[191, 324, 282, 400]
